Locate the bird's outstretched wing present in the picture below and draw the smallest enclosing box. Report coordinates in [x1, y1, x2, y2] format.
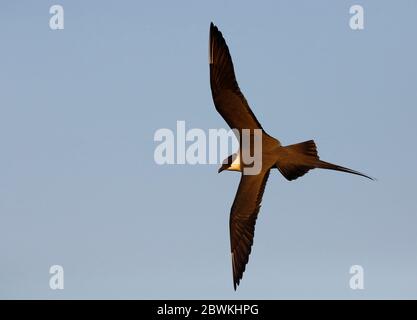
[229, 170, 270, 290]
[209, 22, 263, 132]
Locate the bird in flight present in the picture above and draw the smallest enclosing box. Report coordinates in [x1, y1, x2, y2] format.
[208, 22, 373, 290]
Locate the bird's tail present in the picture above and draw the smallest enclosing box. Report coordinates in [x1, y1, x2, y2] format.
[276, 140, 374, 181]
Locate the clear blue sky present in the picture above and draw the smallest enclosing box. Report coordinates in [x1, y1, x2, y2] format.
[1, 0, 417, 299]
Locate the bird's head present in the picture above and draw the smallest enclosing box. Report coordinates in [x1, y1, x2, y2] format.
[218, 153, 240, 173]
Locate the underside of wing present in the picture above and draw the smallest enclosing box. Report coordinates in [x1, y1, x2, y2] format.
[209, 22, 264, 132]
[229, 170, 270, 290]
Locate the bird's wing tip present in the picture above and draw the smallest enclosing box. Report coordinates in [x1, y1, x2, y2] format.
[209, 23, 218, 64]
[233, 278, 239, 291]
[209, 22, 220, 38]
[231, 252, 241, 291]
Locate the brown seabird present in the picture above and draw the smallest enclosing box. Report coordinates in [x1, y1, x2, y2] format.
[209, 22, 373, 290]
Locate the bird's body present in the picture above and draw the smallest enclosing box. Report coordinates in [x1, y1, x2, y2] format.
[209, 22, 372, 290]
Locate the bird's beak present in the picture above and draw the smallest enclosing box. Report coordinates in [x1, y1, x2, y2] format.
[218, 166, 225, 173]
